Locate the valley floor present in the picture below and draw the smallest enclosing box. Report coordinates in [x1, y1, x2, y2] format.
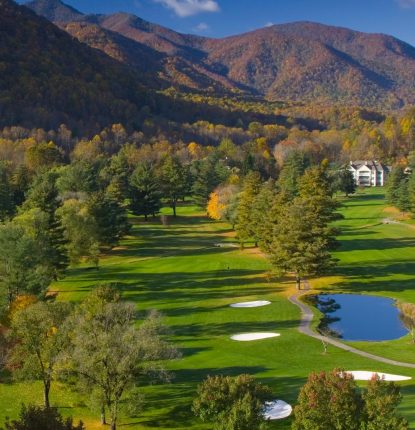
[2, 190, 415, 429]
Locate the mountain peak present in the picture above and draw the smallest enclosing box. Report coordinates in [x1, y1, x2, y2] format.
[26, 0, 84, 22]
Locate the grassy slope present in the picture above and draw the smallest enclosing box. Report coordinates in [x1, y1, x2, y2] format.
[2, 193, 415, 428]
[320, 189, 415, 361]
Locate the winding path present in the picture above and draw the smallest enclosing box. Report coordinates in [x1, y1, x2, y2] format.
[288, 285, 415, 369]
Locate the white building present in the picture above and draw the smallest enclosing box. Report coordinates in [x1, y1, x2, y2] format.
[349, 161, 390, 187]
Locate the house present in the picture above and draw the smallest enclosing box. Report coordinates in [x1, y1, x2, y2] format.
[348, 161, 390, 187]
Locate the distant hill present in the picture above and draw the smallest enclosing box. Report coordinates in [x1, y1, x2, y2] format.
[27, 0, 415, 108]
[0, 0, 156, 133]
[26, 0, 83, 22]
[202, 22, 415, 106]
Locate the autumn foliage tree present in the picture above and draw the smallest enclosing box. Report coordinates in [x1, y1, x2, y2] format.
[292, 369, 361, 430]
[292, 370, 408, 430]
[397, 302, 415, 343]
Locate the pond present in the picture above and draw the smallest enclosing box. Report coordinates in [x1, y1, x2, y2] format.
[316, 294, 409, 341]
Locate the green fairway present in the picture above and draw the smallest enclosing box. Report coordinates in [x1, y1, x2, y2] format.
[2, 192, 415, 429]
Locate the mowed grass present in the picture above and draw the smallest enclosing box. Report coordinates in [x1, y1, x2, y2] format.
[2, 193, 415, 428]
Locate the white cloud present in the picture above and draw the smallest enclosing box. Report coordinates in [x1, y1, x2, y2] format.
[153, 0, 220, 17]
[265, 22, 274, 27]
[193, 22, 210, 32]
[397, 0, 415, 8]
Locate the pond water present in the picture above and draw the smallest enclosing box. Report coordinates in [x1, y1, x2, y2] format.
[316, 294, 408, 341]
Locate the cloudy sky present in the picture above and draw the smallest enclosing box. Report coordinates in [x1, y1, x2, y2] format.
[22, 0, 415, 44]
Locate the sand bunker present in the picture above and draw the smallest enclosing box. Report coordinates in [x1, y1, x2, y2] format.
[231, 333, 280, 341]
[230, 300, 271, 308]
[214, 243, 239, 248]
[345, 371, 411, 382]
[264, 400, 293, 420]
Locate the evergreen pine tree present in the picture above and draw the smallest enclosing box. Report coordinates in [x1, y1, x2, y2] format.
[87, 192, 129, 248]
[11, 165, 31, 207]
[251, 179, 278, 249]
[191, 158, 220, 209]
[396, 178, 410, 212]
[268, 166, 340, 289]
[336, 165, 357, 197]
[0, 162, 14, 221]
[129, 163, 161, 220]
[23, 171, 68, 277]
[159, 156, 188, 217]
[278, 151, 309, 197]
[235, 172, 262, 248]
[386, 166, 406, 206]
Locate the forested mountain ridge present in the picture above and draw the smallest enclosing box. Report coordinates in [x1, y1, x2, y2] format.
[0, 0, 159, 133]
[26, 0, 82, 21]
[27, 0, 415, 108]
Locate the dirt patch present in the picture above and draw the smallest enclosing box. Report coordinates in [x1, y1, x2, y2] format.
[221, 230, 236, 238]
[383, 206, 411, 221]
[243, 247, 265, 257]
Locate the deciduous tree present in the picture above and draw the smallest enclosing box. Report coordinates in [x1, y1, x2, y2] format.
[361, 375, 408, 430]
[292, 369, 361, 430]
[9, 302, 72, 409]
[1, 404, 84, 430]
[56, 199, 99, 266]
[62, 287, 179, 430]
[398, 302, 415, 343]
[193, 374, 272, 430]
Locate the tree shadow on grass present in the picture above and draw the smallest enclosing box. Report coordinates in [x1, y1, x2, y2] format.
[337, 229, 377, 236]
[331, 261, 415, 293]
[170, 319, 300, 338]
[338, 238, 415, 252]
[58, 269, 277, 306]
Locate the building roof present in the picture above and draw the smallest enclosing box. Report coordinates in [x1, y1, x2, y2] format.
[350, 161, 389, 173]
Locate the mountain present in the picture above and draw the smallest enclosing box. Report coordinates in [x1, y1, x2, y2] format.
[24, 0, 252, 94]
[26, 0, 415, 108]
[0, 0, 156, 133]
[60, 20, 239, 93]
[201, 23, 415, 106]
[26, 0, 83, 22]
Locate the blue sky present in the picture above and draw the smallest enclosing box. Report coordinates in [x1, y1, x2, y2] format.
[22, 0, 415, 44]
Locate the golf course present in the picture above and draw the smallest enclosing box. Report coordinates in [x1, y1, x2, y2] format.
[2, 188, 415, 429]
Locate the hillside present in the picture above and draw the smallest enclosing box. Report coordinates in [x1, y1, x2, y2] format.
[27, 0, 415, 108]
[26, 0, 82, 21]
[202, 23, 415, 106]
[0, 0, 157, 133]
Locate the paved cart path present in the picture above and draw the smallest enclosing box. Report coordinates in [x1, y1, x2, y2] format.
[289, 283, 415, 369]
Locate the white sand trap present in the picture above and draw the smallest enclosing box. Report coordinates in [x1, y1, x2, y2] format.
[214, 243, 239, 248]
[345, 371, 411, 382]
[264, 400, 293, 420]
[231, 332, 280, 341]
[230, 300, 271, 308]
